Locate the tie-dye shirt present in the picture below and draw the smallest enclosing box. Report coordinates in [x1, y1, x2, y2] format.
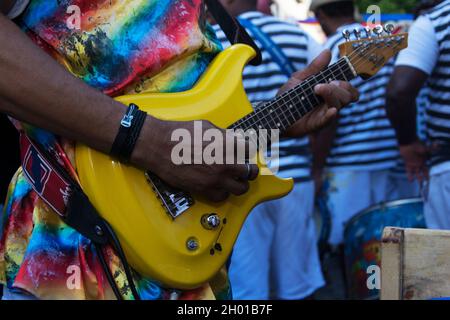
[0, 0, 229, 300]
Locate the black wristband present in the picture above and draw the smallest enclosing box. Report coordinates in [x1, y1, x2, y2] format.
[110, 103, 147, 163]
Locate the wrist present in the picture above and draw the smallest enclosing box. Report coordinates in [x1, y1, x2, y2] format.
[130, 114, 159, 170]
[399, 137, 420, 148]
[394, 121, 418, 146]
[110, 103, 147, 163]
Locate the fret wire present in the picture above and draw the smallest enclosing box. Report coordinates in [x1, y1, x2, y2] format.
[291, 94, 303, 118]
[279, 95, 298, 127]
[267, 104, 280, 129]
[334, 59, 350, 81]
[294, 72, 324, 112]
[284, 86, 312, 120]
[285, 100, 297, 124]
[230, 57, 357, 132]
[283, 96, 301, 127]
[268, 102, 283, 130]
[278, 95, 294, 122]
[253, 109, 264, 131]
[291, 93, 308, 118]
[271, 102, 287, 130]
[277, 100, 292, 130]
[338, 60, 350, 81]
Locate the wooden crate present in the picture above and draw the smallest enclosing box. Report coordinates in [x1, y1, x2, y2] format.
[381, 227, 450, 300]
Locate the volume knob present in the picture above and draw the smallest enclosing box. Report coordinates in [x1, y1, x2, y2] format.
[201, 214, 221, 230]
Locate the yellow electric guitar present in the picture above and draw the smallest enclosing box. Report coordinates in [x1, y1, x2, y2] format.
[75, 26, 408, 289]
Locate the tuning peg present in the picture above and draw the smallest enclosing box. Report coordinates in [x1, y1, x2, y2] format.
[342, 29, 351, 41]
[384, 23, 395, 35]
[353, 28, 362, 40]
[373, 25, 384, 37]
[364, 27, 372, 38]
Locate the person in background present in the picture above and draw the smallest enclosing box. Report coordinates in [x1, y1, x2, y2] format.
[386, 0, 450, 230]
[310, 0, 419, 249]
[257, 0, 272, 15]
[0, 0, 357, 300]
[214, 0, 326, 300]
[413, 0, 444, 17]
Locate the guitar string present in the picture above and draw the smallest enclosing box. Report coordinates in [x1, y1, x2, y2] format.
[235, 46, 364, 131]
[243, 34, 403, 130]
[264, 58, 350, 126]
[233, 36, 403, 133]
[244, 58, 352, 151]
[241, 56, 361, 151]
[235, 36, 405, 153]
[236, 50, 362, 150]
[234, 57, 351, 138]
[237, 59, 351, 158]
[246, 40, 390, 129]
[232, 58, 350, 131]
[232, 50, 362, 132]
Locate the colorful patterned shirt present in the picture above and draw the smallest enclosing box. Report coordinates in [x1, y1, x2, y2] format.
[0, 0, 230, 300]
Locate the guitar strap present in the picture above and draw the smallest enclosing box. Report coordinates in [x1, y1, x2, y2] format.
[205, 0, 262, 66]
[18, 0, 261, 300]
[19, 134, 139, 300]
[238, 17, 295, 77]
[20, 134, 109, 244]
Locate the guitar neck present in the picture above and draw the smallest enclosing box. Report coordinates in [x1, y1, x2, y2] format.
[230, 57, 357, 133]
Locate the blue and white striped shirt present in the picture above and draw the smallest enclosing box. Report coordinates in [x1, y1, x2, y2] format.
[396, 0, 450, 172]
[324, 23, 400, 172]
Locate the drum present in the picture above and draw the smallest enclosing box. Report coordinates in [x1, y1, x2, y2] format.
[343, 198, 426, 300]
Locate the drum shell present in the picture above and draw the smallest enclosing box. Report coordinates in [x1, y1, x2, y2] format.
[343, 198, 426, 300]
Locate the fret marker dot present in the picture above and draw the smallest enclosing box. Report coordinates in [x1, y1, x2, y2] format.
[301, 96, 305, 101]
[277, 123, 281, 127]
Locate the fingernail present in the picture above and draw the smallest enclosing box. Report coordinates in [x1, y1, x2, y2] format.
[330, 80, 341, 86]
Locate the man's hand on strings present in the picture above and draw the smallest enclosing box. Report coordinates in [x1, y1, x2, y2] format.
[281, 50, 359, 137]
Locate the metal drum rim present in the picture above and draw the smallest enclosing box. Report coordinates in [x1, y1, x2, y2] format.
[344, 197, 423, 236]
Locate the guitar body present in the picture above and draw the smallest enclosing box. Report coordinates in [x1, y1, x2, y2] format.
[75, 44, 294, 289]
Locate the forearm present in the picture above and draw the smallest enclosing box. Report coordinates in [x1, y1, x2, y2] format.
[385, 91, 418, 145]
[0, 13, 126, 154]
[386, 67, 428, 146]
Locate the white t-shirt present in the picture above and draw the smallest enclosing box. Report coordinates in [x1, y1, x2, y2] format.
[395, 15, 440, 75]
[3, 0, 29, 19]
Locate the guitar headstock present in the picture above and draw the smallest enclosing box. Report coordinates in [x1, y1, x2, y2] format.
[339, 24, 408, 79]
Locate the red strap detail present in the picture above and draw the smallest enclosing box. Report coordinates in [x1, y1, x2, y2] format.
[20, 134, 72, 217]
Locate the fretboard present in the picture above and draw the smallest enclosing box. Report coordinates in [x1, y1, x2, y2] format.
[230, 57, 356, 133]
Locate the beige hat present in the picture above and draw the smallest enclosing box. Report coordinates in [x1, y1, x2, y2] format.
[309, 0, 354, 12]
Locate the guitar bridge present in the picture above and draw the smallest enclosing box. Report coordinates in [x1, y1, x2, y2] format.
[145, 172, 194, 219]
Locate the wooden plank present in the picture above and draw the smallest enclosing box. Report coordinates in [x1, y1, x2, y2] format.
[381, 227, 450, 300]
[380, 227, 403, 300]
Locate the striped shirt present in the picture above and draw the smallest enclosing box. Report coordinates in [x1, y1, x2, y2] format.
[324, 23, 400, 172]
[396, 0, 450, 171]
[426, 1, 450, 167]
[214, 11, 321, 182]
